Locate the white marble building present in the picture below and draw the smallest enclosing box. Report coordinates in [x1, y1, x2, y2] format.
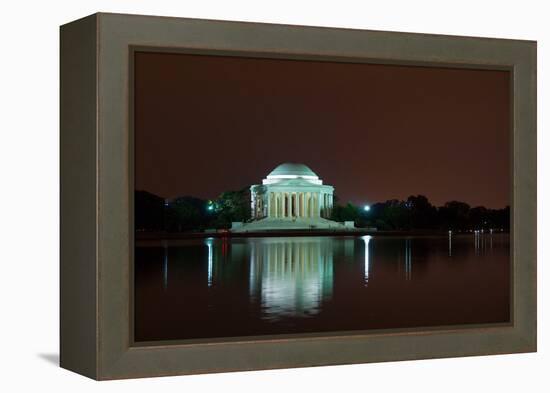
[232, 163, 349, 232]
[250, 163, 334, 220]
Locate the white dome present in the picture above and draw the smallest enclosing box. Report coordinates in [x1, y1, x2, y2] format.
[267, 163, 318, 179]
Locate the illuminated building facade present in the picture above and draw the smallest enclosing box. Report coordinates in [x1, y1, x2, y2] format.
[251, 163, 334, 219]
[231, 163, 350, 232]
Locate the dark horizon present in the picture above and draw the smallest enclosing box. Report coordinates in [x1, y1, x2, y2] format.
[135, 52, 510, 209]
[135, 188, 509, 212]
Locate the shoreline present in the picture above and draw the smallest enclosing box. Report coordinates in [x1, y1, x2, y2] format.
[135, 229, 508, 240]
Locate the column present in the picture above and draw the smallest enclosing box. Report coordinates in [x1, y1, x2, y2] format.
[289, 193, 293, 218]
[316, 193, 320, 217]
[288, 193, 292, 217]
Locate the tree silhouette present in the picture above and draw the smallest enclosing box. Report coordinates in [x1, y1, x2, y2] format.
[135, 190, 510, 233]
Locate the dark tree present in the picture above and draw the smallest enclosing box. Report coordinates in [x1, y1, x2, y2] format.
[469, 206, 489, 229]
[438, 201, 471, 230]
[135, 190, 165, 231]
[331, 202, 360, 222]
[165, 196, 209, 232]
[488, 206, 510, 230]
[381, 199, 410, 230]
[213, 188, 251, 228]
[406, 195, 437, 229]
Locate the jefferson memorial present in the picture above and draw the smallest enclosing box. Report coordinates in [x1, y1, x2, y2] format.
[232, 163, 350, 232]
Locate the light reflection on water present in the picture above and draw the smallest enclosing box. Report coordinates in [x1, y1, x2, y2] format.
[159, 234, 495, 320]
[172, 235, 475, 320]
[363, 235, 371, 286]
[135, 234, 510, 342]
[248, 237, 335, 320]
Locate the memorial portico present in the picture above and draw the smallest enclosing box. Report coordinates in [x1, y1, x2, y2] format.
[250, 163, 335, 220]
[232, 163, 349, 232]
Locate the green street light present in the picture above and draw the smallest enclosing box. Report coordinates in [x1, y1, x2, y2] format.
[363, 205, 371, 212]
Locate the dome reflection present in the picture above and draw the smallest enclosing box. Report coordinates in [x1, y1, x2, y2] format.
[248, 237, 334, 321]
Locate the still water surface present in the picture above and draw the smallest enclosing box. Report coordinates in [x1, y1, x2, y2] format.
[135, 234, 509, 342]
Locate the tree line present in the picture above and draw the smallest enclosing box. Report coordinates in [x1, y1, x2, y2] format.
[331, 195, 509, 232]
[135, 189, 251, 232]
[136, 190, 509, 233]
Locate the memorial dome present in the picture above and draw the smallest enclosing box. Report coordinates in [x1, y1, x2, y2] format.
[267, 163, 318, 179]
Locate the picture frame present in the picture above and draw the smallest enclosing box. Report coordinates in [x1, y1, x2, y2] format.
[60, 12, 536, 380]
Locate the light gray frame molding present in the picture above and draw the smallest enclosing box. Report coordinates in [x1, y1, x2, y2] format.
[60, 12, 536, 380]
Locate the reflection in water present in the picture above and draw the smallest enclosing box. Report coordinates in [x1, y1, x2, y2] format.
[206, 238, 213, 287]
[363, 235, 371, 286]
[134, 234, 510, 341]
[404, 238, 412, 280]
[474, 230, 490, 255]
[475, 231, 496, 255]
[448, 231, 452, 257]
[162, 241, 168, 290]
[248, 237, 335, 320]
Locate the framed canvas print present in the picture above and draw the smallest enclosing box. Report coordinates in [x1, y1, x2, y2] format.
[60, 13, 536, 380]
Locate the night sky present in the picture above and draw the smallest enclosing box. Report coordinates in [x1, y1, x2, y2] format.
[134, 52, 510, 208]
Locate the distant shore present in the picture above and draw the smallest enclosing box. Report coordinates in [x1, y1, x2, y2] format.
[135, 229, 508, 240]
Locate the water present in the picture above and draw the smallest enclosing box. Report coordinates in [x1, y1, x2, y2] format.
[134, 234, 510, 342]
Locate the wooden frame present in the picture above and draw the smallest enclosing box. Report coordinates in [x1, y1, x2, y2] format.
[60, 12, 536, 380]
